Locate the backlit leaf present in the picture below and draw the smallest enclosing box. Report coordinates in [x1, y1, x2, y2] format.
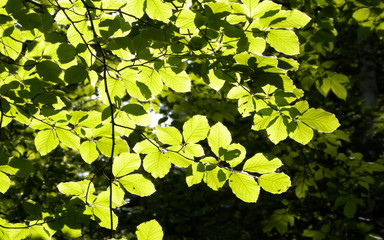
[113, 153, 141, 177]
[266, 29, 299, 55]
[299, 108, 340, 133]
[0, 171, 10, 194]
[80, 141, 99, 164]
[136, 219, 163, 240]
[243, 153, 282, 173]
[119, 174, 156, 197]
[259, 172, 291, 194]
[208, 122, 232, 156]
[229, 172, 260, 203]
[143, 152, 171, 178]
[35, 129, 59, 156]
[156, 126, 183, 145]
[182, 115, 210, 143]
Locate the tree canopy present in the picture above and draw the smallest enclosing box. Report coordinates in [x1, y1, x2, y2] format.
[0, 0, 383, 239]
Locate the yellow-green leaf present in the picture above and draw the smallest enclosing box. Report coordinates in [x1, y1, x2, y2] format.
[35, 129, 59, 156]
[229, 172, 260, 203]
[56, 128, 80, 150]
[156, 126, 183, 145]
[243, 153, 282, 173]
[143, 152, 171, 178]
[113, 153, 141, 177]
[80, 141, 99, 164]
[182, 115, 210, 143]
[258, 172, 291, 194]
[266, 29, 299, 55]
[299, 108, 340, 133]
[136, 219, 164, 240]
[0, 171, 10, 194]
[119, 174, 156, 197]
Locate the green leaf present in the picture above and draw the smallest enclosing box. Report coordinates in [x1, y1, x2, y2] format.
[352, 8, 370, 22]
[288, 121, 313, 145]
[270, 9, 311, 29]
[93, 186, 126, 208]
[143, 152, 171, 178]
[35, 129, 59, 156]
[204, 166, 230, 190]
[119, 174, 156, 197]
[146, 0, 172, 22]
[113, 153, 141, 177]
[299, 108, 340, 133]
[79, 141, 99, 164]
[247, 34, 266, 54]
[165, 147, 193, 168]
[266, 29, 300, 55]
[92, 204, 118, 230]
[258, 172, 291, 194]
[56, 128, 80, 150]
[0, 171, 11, 194]
[186, 162, 205, 187]
[122, 104, 152, 126]
[57, 180, 95, 196]
[96, 137, 129, 157]
[159, 68, 191, 93]
[156, 126, 183, 145]
[175, 9, 196, 31]
[208, 69, 226, 91]
[182, 115, 210, 143]
[223, 143, 246, 168]
[241, 0, 260, 18]
[243, 153, 282, 173]
[133, 140, 159, 154]
[64, 65, 88, 84]
[229, 172, 260, 203]
[0, 31, 22, 60]
[121, 0, 145, 19]
[207, 122, 232, 156]
[252, 111, 279, 131]
[266, 115, 288, 144]
[136, 219, 164, 240]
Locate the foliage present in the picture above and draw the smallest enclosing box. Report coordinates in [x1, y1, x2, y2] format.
[0, 0, 383, 239]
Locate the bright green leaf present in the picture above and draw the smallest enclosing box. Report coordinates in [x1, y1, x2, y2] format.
[80, 141, 99, 164]
[208, 122, 232, 156]
[243, 153, 282, 173]
[266, 115, 288, 144]
[258, 172, 291, 194]
[156, 126, 183, 145]
[56, 128, 80, 150]
[289, 121, 314, 145]
[229, 172, 260, 203]
[299, 108, 340, 133]
[0, 171, 10, 194]
[266, 29, 299, 55]
[113, 152, 141, 177]
[35, 129, 59, 156]
[143, 152, 171, 178]
[182, 115, 210, 143]
[136, 219, 164, 240]
[119, 174, 156, 197]
[159, 68, 191, 93]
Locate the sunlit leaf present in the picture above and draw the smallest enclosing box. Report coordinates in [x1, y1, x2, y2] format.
[182, 115, 210, 143]
[113, 153, 141, 177]
[229, 172, 260, 203]
[136, 219, 164, 240]
[243, 153, 282, 173]
[258, 173, 291, 194]
[299, 108, 340, 133]
[119, 174, 156, 197]
[35, 129, 59, 156]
